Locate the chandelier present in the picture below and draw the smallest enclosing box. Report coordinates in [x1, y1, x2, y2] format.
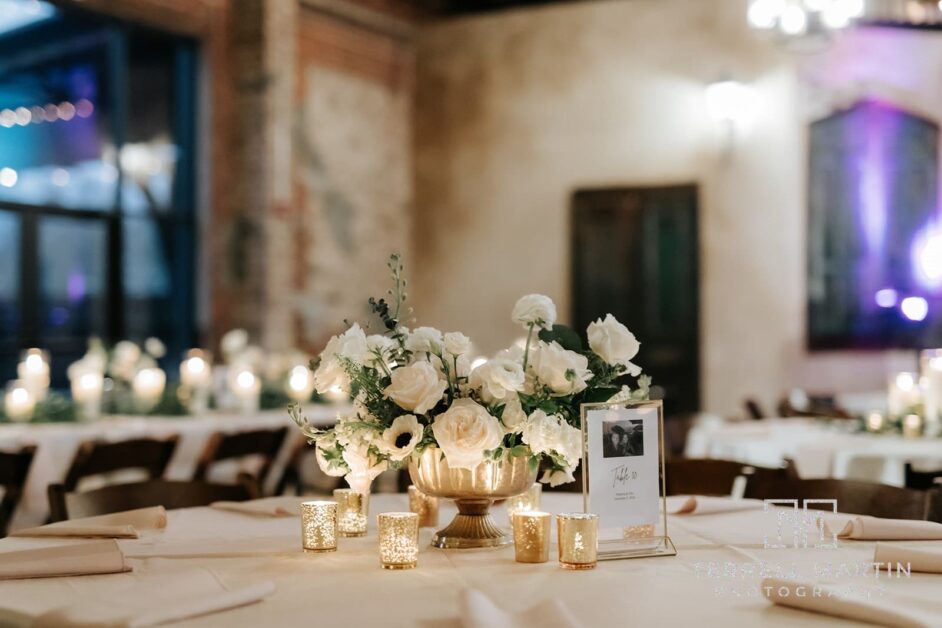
[747, 0, 865, 36]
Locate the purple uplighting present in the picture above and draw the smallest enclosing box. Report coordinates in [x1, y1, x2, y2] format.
[874, 288, 897, 308]
[67, 270, 85, 302]
[912, 223, 942, 291]
[900, 296, 928, 322]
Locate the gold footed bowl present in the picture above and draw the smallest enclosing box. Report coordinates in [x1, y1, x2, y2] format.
[409, 447, 537, 549]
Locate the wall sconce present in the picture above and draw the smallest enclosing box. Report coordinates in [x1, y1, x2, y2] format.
[706, 80, 757, 153]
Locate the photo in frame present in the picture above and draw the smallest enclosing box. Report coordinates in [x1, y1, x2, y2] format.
[581, 399, 676, 560]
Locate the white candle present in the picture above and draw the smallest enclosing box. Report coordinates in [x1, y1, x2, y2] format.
[866, 412, 885, 432]
[920, 350, 942, 436]
[71, 370, 103, 421]
[286, 364, 315, 402]
[887, 372, 920, 417]
[4, 381, 36, 422]
[903, 413, 923, 439]
[17, 348, 49, 401]
[180, 350, 213, 414]
[230, 368, 260, 414]
[132, 367, 166, 412]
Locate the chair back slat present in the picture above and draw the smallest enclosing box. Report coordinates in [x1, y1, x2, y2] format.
[744, 478, 932, 520]
[904, 463, 942, 491]
[666, 458, 790, 496]
[0, 446, 37, 536]
[63, 437, 179, 491]
[194, 428, 288, 491]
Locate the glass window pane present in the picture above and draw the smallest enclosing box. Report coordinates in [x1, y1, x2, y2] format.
[39, 216, 107, 340]
[0, 209, 19, 336]
[123, 217, 171, 339]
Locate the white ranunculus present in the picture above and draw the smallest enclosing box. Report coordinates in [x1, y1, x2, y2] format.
[144, 337, 166, 358]
[405, 327, 444, 354]
[221, 329, 248, 360]
[528, 341, 593, 396]
[540, 466, 575, 487]
[555, 422, 584, 467]
[511, 294, 557, 331]
[431, 398, 504, 470]
[383, 361, 448, 414]
[521, 409, 563, 456]
[365, 334, 397, 368]
[443, 332, 471, 357]
[499, 395, 527, 434]
[494, 345, 525, 363]
[378, 414, 423, 461]
[469, 359, 525, 403]
[587, 314, 641, 376]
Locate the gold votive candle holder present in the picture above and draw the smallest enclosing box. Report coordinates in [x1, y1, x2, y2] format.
[408, 485, 439, 528]
[512, 511, 551, 563]
[301, 500, 338, 552]
[506, 482, 542, 524]
[334, 488, 369, 537]
[557, 513, 598, 570]
[378, 512, 419, 570]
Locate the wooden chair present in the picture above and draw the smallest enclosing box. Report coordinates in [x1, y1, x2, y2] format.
[665, 458, 786, 496]
[49, 479, 257, 521]
[744, 478, 933, 520]
[60, 437, 178, 494]
[743, 398, 766, 420]
[0, 445, 36, 537]
[904, 463, 942, 490]
[194, 428, 288, 495]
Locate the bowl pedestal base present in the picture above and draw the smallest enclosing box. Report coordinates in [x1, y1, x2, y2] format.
[431, 499, 509, 549]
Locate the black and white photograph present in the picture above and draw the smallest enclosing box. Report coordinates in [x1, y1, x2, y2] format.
[602, 419, 644, 459]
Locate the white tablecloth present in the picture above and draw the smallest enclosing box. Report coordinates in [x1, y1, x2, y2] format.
[1, 494, 940, 626]
[685, 418, 942, 485]
[0, 405, 346, 529]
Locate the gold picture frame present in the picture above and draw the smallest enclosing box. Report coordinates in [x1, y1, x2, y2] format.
[580, 399, 676, 561]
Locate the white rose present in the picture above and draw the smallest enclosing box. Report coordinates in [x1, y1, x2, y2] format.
[495, 345, 525, 362]
[499, 395, 527, 434]
[512, 294, 557, 331]
[144, 337, 166, 358]
[383, 361, 448, 414]
[528, 341, 593, 396]
[469, 359, 525, 403]
[221, 329, 248, 360]
[405, 327, 444, 354]
[431, 398, 504, 470]
[443, 332, 471, 357]
[378, 414, 423, 461]
[312, 324, 369, 393]
[521, 409, 563, 456]
[365, 334, 397, 368]
[587, 314, 641, 376]
[540, 467, 575, 487]
[556, 422, 584, 467]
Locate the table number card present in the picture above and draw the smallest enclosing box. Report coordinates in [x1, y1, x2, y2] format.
[581, 399, 676, 561]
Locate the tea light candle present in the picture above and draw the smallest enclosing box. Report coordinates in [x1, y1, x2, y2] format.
[4, 380, 36, 422]
[866, 412, 885, 432]
[507, 482, 542, 524]
[180, 350, 213, 414]
[286, 364, 316, 402]
[407, 485, 439, 528]
[334, 488, 368, 537]
[887, 372, 920, 417]
[132, 367, 166, 413]
[18, 348, 49, 401]
[557, 513, 599, 570]
[903, 413, 923, 439]
[378, 512, 419, 569]
[512, 511, 550, 563]
[300, 500, 338, 552]
[230, 368, 260, 414]
[71, 370, 104, 421]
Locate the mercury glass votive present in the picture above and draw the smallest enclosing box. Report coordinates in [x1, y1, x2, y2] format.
[301, 501, 338, 552]
[512, 511, 551, 563]
[557, 513, 599, 570]
[378, 512, 419, 570]
[506, 482, 542, 524]
[408, 485, 439, 528]
[334, 488, 369, 537]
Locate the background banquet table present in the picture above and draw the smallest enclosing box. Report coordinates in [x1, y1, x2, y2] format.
[1, 493, 940, 626]
[685, 418, 942, 486]
[0, 405, 345, 529]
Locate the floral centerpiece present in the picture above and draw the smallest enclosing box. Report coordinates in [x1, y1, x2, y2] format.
[290, 255, 649, 546]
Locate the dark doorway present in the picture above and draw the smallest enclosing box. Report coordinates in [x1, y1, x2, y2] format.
[571, 184, 700, 415]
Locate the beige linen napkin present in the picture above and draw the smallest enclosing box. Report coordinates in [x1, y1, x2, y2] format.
[875, 543, 942, 574]
[761, 577, 942, 628]
[460, 589, 583, 628]
[0, 569, 275, 628]
[831, 517, 942, 541]
[210, 497, 301, 518]
[666, 495, 764, 515]
[11, 507, 168, 539]
[0, 540, 129, 580]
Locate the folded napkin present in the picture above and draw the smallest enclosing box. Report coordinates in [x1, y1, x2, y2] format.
[831, 516, 942, 541]
[11, 507, 168, 539]
[875, 543, 942, 574]
[0, 569, 275, 628]
[761, 577, 942, 628]
[460, 589, 582, 628]
[666, 495, 764, 516]
[210, 498, 301, 518]
[0, 540, 129, 580]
